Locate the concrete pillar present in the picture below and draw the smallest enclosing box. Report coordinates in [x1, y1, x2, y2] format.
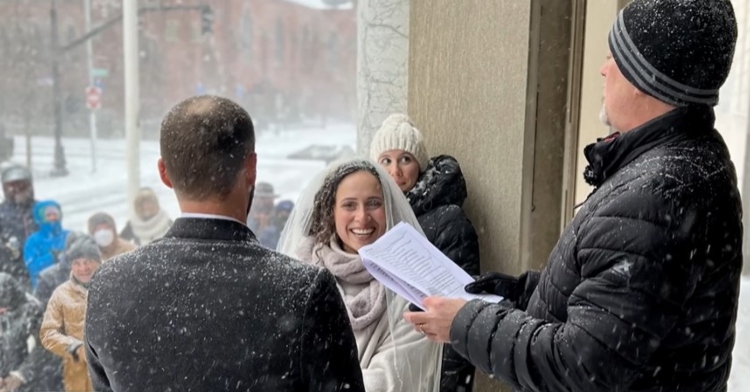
[355, 0, 410, 154]
[408, 1, 573, 390]
[573, 0, 620, 206]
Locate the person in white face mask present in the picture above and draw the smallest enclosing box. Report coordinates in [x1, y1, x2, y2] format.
[87, 212, 136, 261]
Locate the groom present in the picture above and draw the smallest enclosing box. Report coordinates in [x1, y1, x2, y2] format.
[84, 95, 365, 392]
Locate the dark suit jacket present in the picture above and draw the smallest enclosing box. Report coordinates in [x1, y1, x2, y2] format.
[85, 217, 364, 392]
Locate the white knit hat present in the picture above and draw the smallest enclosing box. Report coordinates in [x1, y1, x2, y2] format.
[369, 113, 429, 171]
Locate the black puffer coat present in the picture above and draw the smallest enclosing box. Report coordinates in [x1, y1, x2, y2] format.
[450, 107, 743, 392]
[0, 200, 37, 288]
[0, 273, 62, 392]
[408, 155, 480, 392]
[407, 155, 480, 276]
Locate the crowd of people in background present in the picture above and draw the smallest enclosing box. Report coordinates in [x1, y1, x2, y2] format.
[0, 158, 315, 391]
[0, 164, 179, 391]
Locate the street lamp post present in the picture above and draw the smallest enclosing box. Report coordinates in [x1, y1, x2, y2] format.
[124, 0, 141, 218]
[84, 0, 98, 173]
[50, 0, 68, 177]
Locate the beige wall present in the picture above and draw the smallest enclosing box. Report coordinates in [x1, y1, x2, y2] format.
[573, 0, 620, 206]
[408, 1, 573, 390]
[408, 0, 533, 278]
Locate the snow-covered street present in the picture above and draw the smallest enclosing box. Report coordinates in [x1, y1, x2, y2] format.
[11, 124, 356, 233]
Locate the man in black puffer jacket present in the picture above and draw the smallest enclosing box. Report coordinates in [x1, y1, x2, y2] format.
[404, 1, 742, 391]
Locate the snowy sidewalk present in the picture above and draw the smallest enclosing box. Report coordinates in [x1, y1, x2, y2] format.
[11, 124, 356, 233]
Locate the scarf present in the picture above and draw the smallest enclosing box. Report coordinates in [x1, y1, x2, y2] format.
[298, 237, 387, 331]
[129, 209, 172, 245]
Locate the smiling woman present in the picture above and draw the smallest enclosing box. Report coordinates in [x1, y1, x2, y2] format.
[333, 171, 387, 252]
[277, 157, 442, 392]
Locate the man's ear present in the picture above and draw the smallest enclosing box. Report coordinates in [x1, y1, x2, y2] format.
[157, 158, 173, 189]
[244, 152, 257, 187]
[633, 85, 647, 98]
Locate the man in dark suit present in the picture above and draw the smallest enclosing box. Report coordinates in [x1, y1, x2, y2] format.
[84, 95, 365, 392]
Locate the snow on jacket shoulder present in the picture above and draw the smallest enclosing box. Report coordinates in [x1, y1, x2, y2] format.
[407, 155, 480, 276]
[450, 107, 743, 392]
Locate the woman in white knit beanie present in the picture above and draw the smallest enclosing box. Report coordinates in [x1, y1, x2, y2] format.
[369, 114, 429, 192]
[369, 113, 480, 392]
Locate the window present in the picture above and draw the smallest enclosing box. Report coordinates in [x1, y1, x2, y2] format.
[165, 19, 181, 42]
[239, 10, 253, 61]
[327, 33, 339, 71]
[275, 17, 284, 67]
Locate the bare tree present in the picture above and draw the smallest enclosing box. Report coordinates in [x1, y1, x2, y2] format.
[0, 1, 50, 167]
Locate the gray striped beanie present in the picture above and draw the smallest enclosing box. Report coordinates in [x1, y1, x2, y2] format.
[608, 0, 737, 107]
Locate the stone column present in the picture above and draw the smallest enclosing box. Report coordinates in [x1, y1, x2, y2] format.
[355, 0, 410, 154]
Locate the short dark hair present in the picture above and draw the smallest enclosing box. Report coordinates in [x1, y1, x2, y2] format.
[160, 95, 255, 200]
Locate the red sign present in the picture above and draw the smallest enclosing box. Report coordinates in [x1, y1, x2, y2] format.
[86, 86, 102, 110]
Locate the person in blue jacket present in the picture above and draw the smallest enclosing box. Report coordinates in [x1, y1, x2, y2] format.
[23, 200, 69, 289]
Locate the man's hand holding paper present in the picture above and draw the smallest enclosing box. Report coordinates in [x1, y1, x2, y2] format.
[358, 222, 503, 309]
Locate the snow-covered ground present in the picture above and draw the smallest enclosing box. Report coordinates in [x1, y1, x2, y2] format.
[9, 123, 750, 389]
[9, 124, 356, 233]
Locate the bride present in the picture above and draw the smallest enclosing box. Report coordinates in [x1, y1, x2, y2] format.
[277, 157, 441, 392]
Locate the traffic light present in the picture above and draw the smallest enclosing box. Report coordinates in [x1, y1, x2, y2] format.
[201, 6, 214, 35]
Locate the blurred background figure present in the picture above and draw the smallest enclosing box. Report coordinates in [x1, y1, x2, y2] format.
[257, 199, 294, 249]
[247, 182, 278, 234]
[33, 233, 93, 392]
[23, 200, 69, 290]
[34, 232, 88, 307]
[0, 273, 59, 392]
[119, 187, 172, 246]
[0, 165, 37, 290]
[87, 212, 135, 261]
[40, 238, 102, 392]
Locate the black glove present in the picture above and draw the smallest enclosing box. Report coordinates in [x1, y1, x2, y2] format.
[465, 271, 540, 309]
[465, 272, 521, 297]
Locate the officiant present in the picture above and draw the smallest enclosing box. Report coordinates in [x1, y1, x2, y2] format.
[403, 0, 742, 391]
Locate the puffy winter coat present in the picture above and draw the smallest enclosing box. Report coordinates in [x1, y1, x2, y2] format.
[407, 155, 480, 392]
[0, 199, 37, 287]
[40, 279, 93, 392]
[408, 155, 480, 276]
[450, 106, 743, 392]
[0, 273, 61, 392]
[23, 200, 69, 288]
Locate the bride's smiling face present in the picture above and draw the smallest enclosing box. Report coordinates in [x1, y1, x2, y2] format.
[334, 170, 387, 253]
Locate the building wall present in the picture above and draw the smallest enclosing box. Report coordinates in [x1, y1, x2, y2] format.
[572, 0, 619, 206]
[0, 0, 357, 138]
[408, 1, 573, 389]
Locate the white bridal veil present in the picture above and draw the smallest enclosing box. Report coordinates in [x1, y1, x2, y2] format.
[277, 155, 442, 392]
